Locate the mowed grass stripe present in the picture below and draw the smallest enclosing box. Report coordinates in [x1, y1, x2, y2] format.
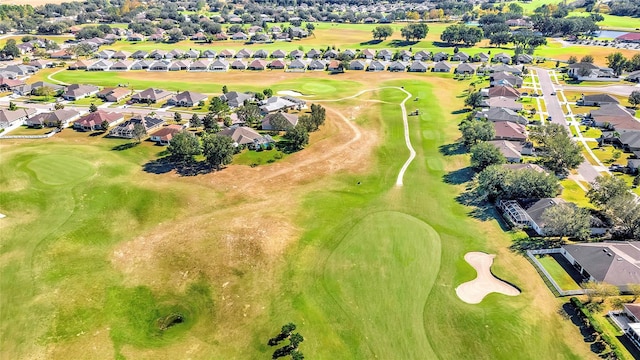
[27, 155, 94, 185]
[323, 211, 441, 359]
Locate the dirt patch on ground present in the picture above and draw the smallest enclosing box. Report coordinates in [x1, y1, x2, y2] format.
[455, 252, 520, 304]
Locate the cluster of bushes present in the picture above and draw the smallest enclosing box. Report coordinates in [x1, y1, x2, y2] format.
[569, 297, 625, 359]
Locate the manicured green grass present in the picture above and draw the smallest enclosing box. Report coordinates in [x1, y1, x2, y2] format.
[72, 96, 104, 106]
[27, 154, 94, 185]
[6, 125, 53, 135]
[568, 11, 640, 31]
[233, 148, 285, 166]
[535, 255, 582, 291]
[560, 179, 592, 208]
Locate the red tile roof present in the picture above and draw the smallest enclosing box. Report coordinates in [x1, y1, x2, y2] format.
[616, 32, 640, 41]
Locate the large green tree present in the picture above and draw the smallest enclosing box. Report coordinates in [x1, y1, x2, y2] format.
[400, 23, 429, 42]
[284, 125, 309, 151]
[236, 103, 261, 127]
[541, 203, 591, 240]
[167, 131, 201, 163]
[1, 39, 19, 57]
[606, 52, 627, 76]
[530, 123, 583, 175]
[470, 142, 506, 170]
[202, 133, 234, 170]
[459, 119, 494, 147]
[477, 165, 559, 201]
[587, 175, 629, 207]
[372, 25, 393, 40]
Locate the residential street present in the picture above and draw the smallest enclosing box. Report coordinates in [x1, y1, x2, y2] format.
[535, 68, 604, 183]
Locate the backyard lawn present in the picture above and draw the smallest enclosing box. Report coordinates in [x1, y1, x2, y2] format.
[536, 254, 582, 291]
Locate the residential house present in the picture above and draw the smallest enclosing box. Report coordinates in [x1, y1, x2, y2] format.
[307, 60, 326, 71]
[62, 84, 99, 101]
[185, 49, 200, 59]
[368, 60, 386, 72]
[360, 49, 376, 60]
[578, 93, 619, 106]
[477, 52, 490, 62]
[476, 107, 528, 125]
[218, 49, 235, 58]
[455, 63, 476, 75]
[306, 49, 322, 59]
[148, 61, 169, 71]
[0, 76, 24, 91]
[150, 124, 184, 145]
[248, 59, 267, 70]
[388, 61, 406, 72]
[28, 59, 53, 69]
[253, 49, 269, 59]
[68, 59, 92, 70]
[498, 198, 566, 235]
[191, 32, 206, 41]
[487, 85, 521, 99]
[616, 33, 640, 43]
[560, 241, 640, 292]
[514, 54, 534, 64]
[168, 61, 188, 71]
[49, 49, 75, 60]
[433, 52, 449, 62]
[231, 32, 249, 41]
[130, 60, 152, 70]
[73, 110, 124, 131]
[349, 60, 366, 71]
[327, 60, 341, 72]
[413, 50, 431, 61]
[492, 52, 512, 64]
[131, 88, 172, 104]
[220, 91, 254, 108]
[451, 52, 469, 62]
[149, 50, 167, 60]
[271, 49, 287, 58]
[4, 65, 36, 76]
[487, 139, 525, 162]
[432, 61, 451, 73]
[261, 112, 299, 130]
[97, 87, 130, 102]
[131, 50, 148, 59]
[166, 49, 184, 60]
[87, 60, 113, 71]
[167, 91, 208, 107]
[127, 33, 145, 42]
[627, 70, 640, 82]
[589, 104, 640, 130]
[259, 96, 303, 113]
[568, 62, 619, 82]
[486, 96, 523, 111]
[95, 49, 115, 59]
[599, 130, 640, 154]
[25, 109, 79, 128]
[493, 121, 527, 141]
[210, 59, 229, 71]
[13, 81, 63, 96]
[323, 49, 339, 59]
[109, 115, 165, 138]
[611, 304, 640, 350]
[487, 64, 522, 76]
[188, 60, 209, 72]
[236, 48, 253, 58]
[290, 49, 305, 59]
[110, 60, 133, 71]
[377, 49, 393, 61]
[490, 72, 524, 88]
[398, 50, 412, 62]
[201, 49, 217, 59]
[230, 59, 247, 70]
[268, 59, 287, 70]
[0, 108, 36, 129]
[218, 126, 272, 149]
[288, 59, 306, 71]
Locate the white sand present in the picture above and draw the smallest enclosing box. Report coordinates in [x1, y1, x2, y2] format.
[455, 252, 520, 304]
[277, 90, 307, 97]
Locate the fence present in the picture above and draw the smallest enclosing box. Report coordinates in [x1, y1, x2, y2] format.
[526, 249, 586, 297]
[0, 131, 57, 140]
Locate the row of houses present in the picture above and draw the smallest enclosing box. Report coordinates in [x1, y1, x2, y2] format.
[84, 47, 533, 64]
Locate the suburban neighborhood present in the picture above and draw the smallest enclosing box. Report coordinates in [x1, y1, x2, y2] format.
[1, 0, 640, 359]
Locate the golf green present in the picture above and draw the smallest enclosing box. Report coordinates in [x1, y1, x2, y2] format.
[323, 211, 441, 359]
[27, 155, 94, 185]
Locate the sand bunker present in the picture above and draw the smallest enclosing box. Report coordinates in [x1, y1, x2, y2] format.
[277, 90, 307, 97]
[455, 252, 520, 304]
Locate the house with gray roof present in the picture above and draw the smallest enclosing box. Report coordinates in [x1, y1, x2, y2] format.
[498, 198, 566, 235]
[220, 91, 254, 108]
[432, 61, 451, 73]
[261, 112, 299, 130]
[476, 107, 528, 125]
[451, 52, 469, 62]
[578, 93, 619, 107]
[131, 88, 172, 104]
[167, 91, 208, 107]
[218, 126, 273, 149]
[409, 61, 428, 72]
[455, 63, 476, 75]
[433, 52, 449, 62]
[368, 60, 386, 72]
[388, 61, 406, 72]
[413, 50, 431, 61]
[560, 241, 640, 292]
[62, 84, 99, 101]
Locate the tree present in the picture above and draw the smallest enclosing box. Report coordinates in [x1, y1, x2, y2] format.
[289, 333, 304, 349]
[222, 85, 228, 94]
[400, 23, 428, 42]
[54, 102, 64, 110]
[582, 281, 620, 303]
[236, 103, 261, 127]
[567, 55, 577, 64]
[464, 91, 483, 108]
[470, 142, 506, 170]
[580, 54, 594, 63]
[263, 88, 273, 98]
[372, 25, 393, 40]
[203, 113, 219, 132]
[174, 112, 182, 124]
[605, 193, 640, 239]
[629, 90, 640, 108]
[284, 126, 309, 151]
[530, 123, 583, 175]
[167, 131, 201, 163]
[8, 101, 16, 111]
[459, 119, 494, 147]
[202, 133, 235, 170]
[34, 86, 56, 100]
[2, 39, 19, 58]
[166, 28, 184, 43]
[132, 122, 146, 143]
[308, 103, 326, 131]
[541, 203, 591, 240]
[477, 165, 559, 201]
[101, 120, 109, 131]
[489, 32, 512, 47]
[190, 113, 202, 128]
[209, 97, 230, 120]
[587, 175, 629, 207]
[626, 53, 640, 72]
[89, 103, 98, 113]
[606, 52, 627, 76]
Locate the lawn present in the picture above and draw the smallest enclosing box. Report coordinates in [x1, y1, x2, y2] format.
[233, 147, 286, 166]
[6, 125, 53, 136]
[560, 179, 592, 208]
[0, 75, 597, 359]
[535, 254, 582, 291]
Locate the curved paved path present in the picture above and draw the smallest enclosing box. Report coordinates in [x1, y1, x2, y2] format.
[315, 86, 415, 186]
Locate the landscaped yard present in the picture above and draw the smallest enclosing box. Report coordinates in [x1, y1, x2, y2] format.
[233, 147, 285, 166]
[536, 254, 583, 291]
[6, 125, 54, 135]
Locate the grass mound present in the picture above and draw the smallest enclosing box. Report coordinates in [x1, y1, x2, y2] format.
[27, 155, 93, 185]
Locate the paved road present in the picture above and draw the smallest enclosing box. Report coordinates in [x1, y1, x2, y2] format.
[536, 68, 603, 183]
